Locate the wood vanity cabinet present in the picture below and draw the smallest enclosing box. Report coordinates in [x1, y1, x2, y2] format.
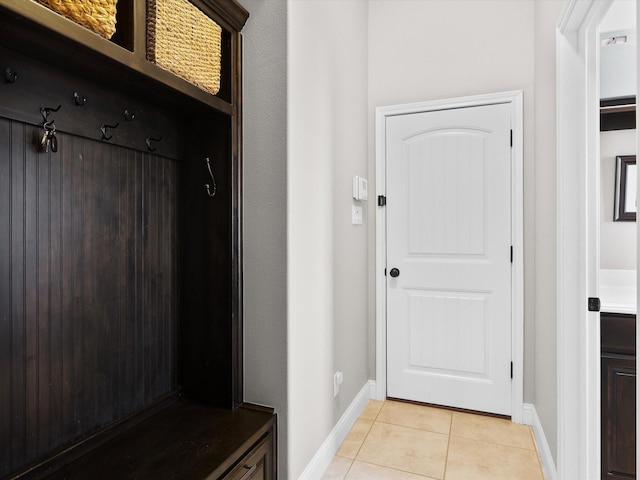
[601, 312, 636, 480]
[0, 1, 277, 479]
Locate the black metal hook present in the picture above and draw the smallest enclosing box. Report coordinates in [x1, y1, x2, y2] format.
[5, 67, 17, 84]
[100, 122, 119, 141]
[205, 157, 216, 197]
[40, 105, 61, 122]
[73, 92, 86, 106]
[145, 135, 163, 152]
[124, 109, 135, 121]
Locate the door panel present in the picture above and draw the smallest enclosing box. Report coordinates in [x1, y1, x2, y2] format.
[407, 129, 487, 257]
[386, 103, 512, 415]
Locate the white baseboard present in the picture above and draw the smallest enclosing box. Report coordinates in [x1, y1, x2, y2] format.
[299, 380, 375, 480]
[522, 403, 557, 480]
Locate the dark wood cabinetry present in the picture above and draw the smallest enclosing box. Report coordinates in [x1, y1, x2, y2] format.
[600, 97, 636, 132]
[601, 312, 636, 480]
[0, 1, 276, 479]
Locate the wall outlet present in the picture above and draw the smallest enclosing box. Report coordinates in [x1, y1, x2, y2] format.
[333, 371, 344, 397]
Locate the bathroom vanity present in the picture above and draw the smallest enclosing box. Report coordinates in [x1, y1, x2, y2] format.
[600, 270, 636, 480]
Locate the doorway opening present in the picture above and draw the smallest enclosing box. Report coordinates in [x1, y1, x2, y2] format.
[556, 0, 638, 477]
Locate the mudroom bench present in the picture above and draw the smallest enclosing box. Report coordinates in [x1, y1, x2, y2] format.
[0, 1, 276, 479]
[23, 401, 276, 480]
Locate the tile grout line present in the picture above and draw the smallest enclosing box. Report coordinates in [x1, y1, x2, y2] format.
[447, 432, 538, 452]
[528, 425, 545, 477]
[341, 457, 355, 480]
[441, 412, 453, 480]
[374, 419, 451, 436]
[344, 400, 384, 472]
[352, 458, 443, 479]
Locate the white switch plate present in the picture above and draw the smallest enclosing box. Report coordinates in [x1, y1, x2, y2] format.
[352, 206, 363, 225]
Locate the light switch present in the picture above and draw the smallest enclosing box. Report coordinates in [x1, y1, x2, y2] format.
[352, 205, 363, 225]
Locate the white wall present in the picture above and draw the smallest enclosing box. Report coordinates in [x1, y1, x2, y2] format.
[601, 129, 637, 270]
[601, 0, 637, 34]
[288, 1, 369, 478]
[533, 0, 564, 464]
[367, 1, 535, 400]
[368, 0, 561, 462]
[243, 0, 565, 474]
[243, 2, 371, 476]
[368, 0, 536, 391]
[241, 0, 289, 473]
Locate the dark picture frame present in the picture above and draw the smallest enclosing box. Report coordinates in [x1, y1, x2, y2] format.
[614, 155, 637, 221]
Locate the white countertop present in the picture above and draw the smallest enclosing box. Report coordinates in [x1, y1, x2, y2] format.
[600, 269, 636, 314]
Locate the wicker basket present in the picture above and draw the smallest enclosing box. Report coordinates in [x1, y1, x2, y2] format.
[38, 0, 118, 39]
[147, 0, 222, 95]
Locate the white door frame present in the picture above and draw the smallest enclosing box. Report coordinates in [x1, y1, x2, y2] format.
[375, 90, 524, 423]
[557, 1, 640, 477]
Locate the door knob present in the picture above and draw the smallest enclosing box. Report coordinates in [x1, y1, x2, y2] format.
[389, 268, 400, 278]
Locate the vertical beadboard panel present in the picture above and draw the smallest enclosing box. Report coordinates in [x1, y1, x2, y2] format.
[0, 116, 12, 476]
[407, 131, 487, 257]
[37, 122, 52, 456]
[0, 120, 178, 475]
[408, 290, 488, 375]
[49, 125, 64, 460]
[10, 121, 27, 472]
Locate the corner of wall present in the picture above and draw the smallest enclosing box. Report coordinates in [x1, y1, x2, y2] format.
[523, 404, 557, 480]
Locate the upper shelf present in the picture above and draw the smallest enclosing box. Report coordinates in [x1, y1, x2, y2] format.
[600, 96, 636, 131]
[0, 0, 248, 115]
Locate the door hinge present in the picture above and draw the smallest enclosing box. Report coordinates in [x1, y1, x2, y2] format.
[588, 297, 601, 312]
[510, 246, 513, 263]
[384, 268, 387, 276]
[510, 362, 513, 379]
[510, 129, 513, 147]
[378, 195, 386, 207]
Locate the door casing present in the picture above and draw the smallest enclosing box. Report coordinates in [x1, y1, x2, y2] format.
[555, 1, 638, 478]
[375, 90, 524, 424]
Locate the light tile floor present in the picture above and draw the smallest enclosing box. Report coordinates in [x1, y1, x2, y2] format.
[322, 399, 544, 480]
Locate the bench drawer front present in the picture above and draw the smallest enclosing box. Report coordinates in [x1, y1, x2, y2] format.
[219, 431, 275, 480]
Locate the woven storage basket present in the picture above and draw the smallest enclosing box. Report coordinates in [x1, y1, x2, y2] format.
[38, 0, 118, 39]
[147, 0, 222, 95]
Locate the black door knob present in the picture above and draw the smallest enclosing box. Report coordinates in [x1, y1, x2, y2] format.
[389, 268, 400, 278]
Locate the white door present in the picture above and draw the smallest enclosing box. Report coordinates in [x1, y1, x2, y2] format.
[386, 102, 513, 416]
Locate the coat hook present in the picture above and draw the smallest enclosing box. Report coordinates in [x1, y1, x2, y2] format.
[205, 157, 216, 197]
[124, 109, 135, 121]
[5, 67, 17, 83]
[100, 122, 119, 141]
[73, 92, 86, 106]
[40, 104, 61, 122]
[145, 135, 163, 152]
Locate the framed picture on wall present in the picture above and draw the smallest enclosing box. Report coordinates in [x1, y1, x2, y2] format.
[614, 155, 637, 221]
